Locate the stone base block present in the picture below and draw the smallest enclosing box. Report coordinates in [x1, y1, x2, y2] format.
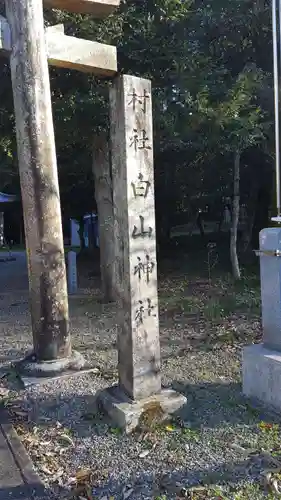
[11, 351, 102, 387]
[14, 350, 90, 386]
[243, 343, 281, 410]
[97, 385, 187, 433]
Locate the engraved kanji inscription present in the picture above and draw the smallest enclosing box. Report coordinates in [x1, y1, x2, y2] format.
[138, 130, 151, 150]
[132, 215, 152, 239]
[131, 173, 151, 198]
[127, 88, 150, 113]
[135, 300, 145, 324]
[135, 298, 157, 325]
[134, 255, 155, 282]
[129, 129, 151, 152]
[147, 298, 156, 316]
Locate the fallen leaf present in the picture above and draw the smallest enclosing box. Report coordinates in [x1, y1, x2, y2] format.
[59, 433, 74, 446]
[52, 469, 64, 480]
[109, 427, 122, 435]
[0, 387, 9, 398]
[165, 424, 176, 432]
[139, 449, 150, 458]
[65, 476, 77, 487]
[272, 478, 281, 494]
[39, 465, 53, 475]
[75, 468, 92, 484]
[71, 483, 94, 499]
[90, 367, 100, 374]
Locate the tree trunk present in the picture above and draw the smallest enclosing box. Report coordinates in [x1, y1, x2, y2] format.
[241, 183, 258, 252]
[196, 210, 205, 238]
[230, 151, 241, 280]
[92, 132, 115, 302]
[5, 0, 70, 361]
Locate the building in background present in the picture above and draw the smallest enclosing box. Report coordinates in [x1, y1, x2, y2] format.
[70, 213, 99, 248]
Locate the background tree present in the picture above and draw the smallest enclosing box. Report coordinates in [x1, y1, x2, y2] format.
[0, 0, 275, 278]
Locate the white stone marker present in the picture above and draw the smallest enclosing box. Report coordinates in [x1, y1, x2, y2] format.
[243, 227, 281, 409]
[0, 212, 4, 247]
[68, 251, 78, 294]
[98, 75, 186, 432]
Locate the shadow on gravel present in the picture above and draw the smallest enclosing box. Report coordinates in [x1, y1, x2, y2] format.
[4, 379, 279, 499]
[0, 484, 50, 500]
[171, 380, 279, 428]
[14, 380, 278, 433]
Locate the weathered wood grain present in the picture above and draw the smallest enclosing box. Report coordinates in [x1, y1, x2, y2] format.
[5, 0, 71, 361]
[0, 18, 117, 76]
[46, 30, 117, 75]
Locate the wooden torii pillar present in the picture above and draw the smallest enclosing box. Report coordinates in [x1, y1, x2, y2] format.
[0, 0, 118, 375]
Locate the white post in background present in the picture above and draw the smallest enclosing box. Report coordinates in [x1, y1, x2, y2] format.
[67, 251, 78, 295]
[0, 212, 4, 247]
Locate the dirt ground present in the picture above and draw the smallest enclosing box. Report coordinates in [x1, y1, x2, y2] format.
[1, 250, 281, 499]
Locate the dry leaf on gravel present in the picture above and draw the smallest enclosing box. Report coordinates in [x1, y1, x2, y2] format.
[165, 424, 176, 432]
[59, 433, 75, 446]
[39, 464, 53, 476]
[75, 468, 93, 484]
[0, 386, 9, 398]
[262, 469, 281, 496]
[71, 483, 94, 499]
[68, 469, 95, 499]
[138, 449, 151, 458]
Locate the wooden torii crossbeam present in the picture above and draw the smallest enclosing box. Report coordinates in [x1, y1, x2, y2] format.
[44, 0, 119, 15]
[0, 17, 117, 76]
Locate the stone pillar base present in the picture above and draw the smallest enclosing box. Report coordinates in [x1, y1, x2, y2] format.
[97, 385, 187, 433]
[243, 344, 281, 410]
[15, 350, 87, 378]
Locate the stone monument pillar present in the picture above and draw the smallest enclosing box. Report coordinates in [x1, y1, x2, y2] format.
[98, 75, 186, 432]
[243, 227, 281, 409]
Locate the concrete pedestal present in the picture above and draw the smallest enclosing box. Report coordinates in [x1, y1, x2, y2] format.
[97, 385, 187, 433]
[243, 344, 281, 410]
[242, 228, 281, 410]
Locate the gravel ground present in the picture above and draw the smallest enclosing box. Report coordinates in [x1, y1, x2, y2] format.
[0, 265, 280, 499]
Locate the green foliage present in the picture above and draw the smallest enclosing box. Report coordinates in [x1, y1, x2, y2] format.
[0, 0, 274, 228]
